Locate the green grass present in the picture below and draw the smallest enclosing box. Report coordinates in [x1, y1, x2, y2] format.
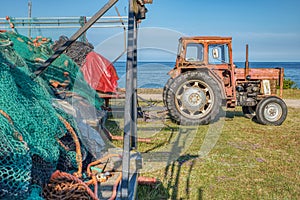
[136, 107, 300, 200]
[282, 89, 300, 99]
[105, 90, 300, 200]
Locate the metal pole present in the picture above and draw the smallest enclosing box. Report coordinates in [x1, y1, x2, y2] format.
[245, 44, 249, 79]
[112, 6, 127, 64]
[131, 19, 138, 150]
[28, 0, 32, 38]
[79, 16, 88, 43]
[121, 0, 136, 198]
[33, 0, 119, 77]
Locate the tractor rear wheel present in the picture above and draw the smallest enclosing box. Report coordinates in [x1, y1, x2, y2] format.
[166, 71, 222, 125]
[163, 77, 174, 107]
[255, 96, 287, 126]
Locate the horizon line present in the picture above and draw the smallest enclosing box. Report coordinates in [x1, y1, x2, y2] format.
[115, 60, 300, 63]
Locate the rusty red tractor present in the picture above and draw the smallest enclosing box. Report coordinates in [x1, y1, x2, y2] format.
[163, 36, 287, 126]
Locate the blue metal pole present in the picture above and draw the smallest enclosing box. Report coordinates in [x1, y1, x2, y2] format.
[121, 0, 136, 198]
[131, 16, 138, 150]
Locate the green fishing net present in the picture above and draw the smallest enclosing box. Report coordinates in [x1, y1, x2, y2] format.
[5, 32, 103, 109]
[0, 31, 104, 199]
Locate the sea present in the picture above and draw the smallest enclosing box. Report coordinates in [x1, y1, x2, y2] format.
[114, 62, 300, 89]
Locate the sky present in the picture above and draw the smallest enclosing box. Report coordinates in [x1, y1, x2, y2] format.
[0, 0, 300, 62]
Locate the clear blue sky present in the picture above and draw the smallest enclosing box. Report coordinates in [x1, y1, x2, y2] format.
[1, 0, 300, 61]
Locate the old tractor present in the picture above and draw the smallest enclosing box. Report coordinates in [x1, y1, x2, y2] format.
[163, 36, 287, 126]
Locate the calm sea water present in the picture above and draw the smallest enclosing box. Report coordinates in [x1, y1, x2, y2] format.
[115, 62, 300, 88]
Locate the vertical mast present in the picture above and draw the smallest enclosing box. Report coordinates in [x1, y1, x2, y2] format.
[28, 0, 32, 38]
[245, 44, 249, 79]
[121, 0, 136, 197]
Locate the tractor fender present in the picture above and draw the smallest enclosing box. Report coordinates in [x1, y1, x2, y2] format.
[207, 69, 227, 103]
[193, 68, 227, 105]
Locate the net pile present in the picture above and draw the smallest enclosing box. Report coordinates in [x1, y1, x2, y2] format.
[52, 35, 94, 67]
[0, 31, 105, 199]
[7, 32, 103, 110]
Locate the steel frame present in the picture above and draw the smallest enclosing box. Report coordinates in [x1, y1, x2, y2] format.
[0, 16, 128, 29]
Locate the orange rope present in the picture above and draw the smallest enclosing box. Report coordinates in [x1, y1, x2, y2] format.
[47, 170, 98, 200]
[58, 115, 82, 178]
[0, 109, 23, 142]
[0, 109, 13, 124]
[109, 172, 122, 200]
[85, 179, 94, 186]
[56, 138, 70, 151]
[85, 154, 122, 199]
[92, 175, 98, 198]
[87, 154, 121, 177]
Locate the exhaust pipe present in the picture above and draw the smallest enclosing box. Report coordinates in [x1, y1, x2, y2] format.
[245, 44, 250, 80]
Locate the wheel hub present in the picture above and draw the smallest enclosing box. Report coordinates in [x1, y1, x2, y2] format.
[181, 87, 206, 111]
[264, 103, 282, 122]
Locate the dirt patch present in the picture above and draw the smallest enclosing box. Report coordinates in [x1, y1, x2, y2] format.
[284, 99, 300, 108]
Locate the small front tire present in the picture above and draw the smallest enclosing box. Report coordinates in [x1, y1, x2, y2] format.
[255, 96, 287, 126]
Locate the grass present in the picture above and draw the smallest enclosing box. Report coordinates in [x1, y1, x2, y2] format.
[282, 89, 300, 99]
[105, 89, 300, 200]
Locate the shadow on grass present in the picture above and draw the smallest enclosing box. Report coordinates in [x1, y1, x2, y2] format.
[138, 154, 201, 200]
[137, 180, 170, 200]
[166, 154, 199, 200]
[226, 110, 244, 118]
[143, 125, 176, 153]
[226, 109, 263, 124]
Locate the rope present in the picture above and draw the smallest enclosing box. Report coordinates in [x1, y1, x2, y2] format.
[56, 138, 71, 151]
[0, 40, 13, 47]
[58, 115, 83, 178]
[43, 170, 98, 200]
[109, 172, 122, 200]
[0, 109, 13, 124]
[87, 154, 121, 177]
[0, 109, 24, 142]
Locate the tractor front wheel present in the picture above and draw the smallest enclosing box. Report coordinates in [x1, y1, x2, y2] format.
[255, 96, 287, 126]
[166, 71, 223, 125]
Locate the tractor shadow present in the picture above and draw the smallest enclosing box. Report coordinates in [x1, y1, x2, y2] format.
[138, 154, 204, 200]
[225, 109, 261, 124]
[164, 154, 201, 200]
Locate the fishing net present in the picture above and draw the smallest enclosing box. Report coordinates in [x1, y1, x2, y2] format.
[5, 32, 103, 110]
[52, 35, 94, 67]
[0, 112, 32, 199]
[0, 31, 105, 199]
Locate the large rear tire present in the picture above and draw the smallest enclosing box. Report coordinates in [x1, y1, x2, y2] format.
[163, 77, 174, 107]
[255, 96, 287, 126]
[166, 71, 223, 125]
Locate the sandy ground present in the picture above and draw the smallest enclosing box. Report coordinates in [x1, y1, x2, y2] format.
[284, 99, 300, 108]
[138, 93, 300, 108]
